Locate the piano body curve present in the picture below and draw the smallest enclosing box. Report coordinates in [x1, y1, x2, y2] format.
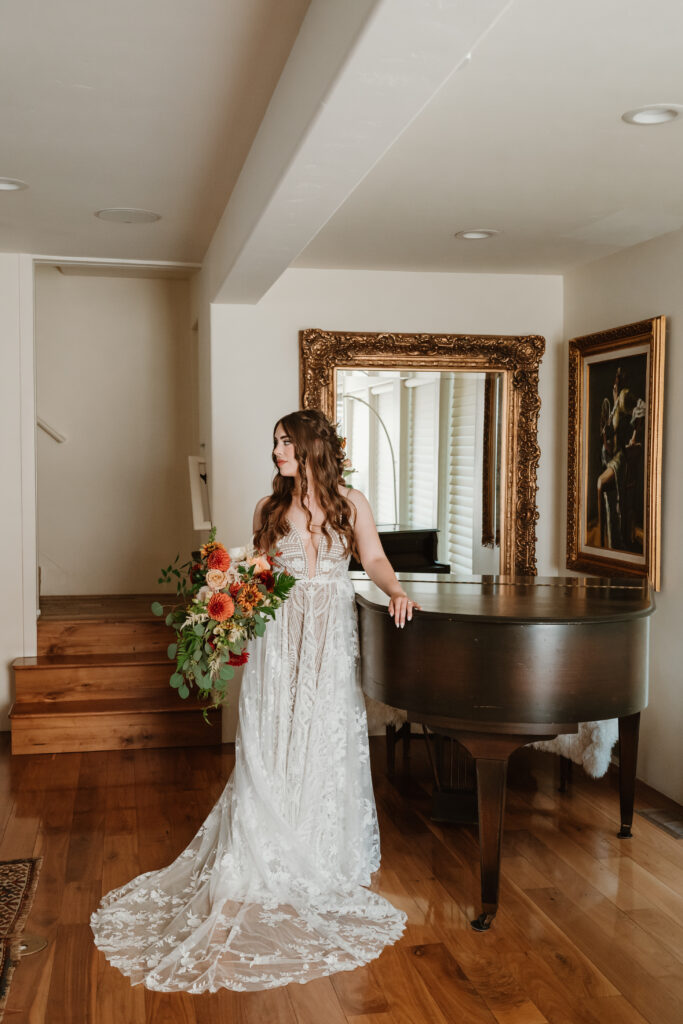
[352, 573, 654, 930]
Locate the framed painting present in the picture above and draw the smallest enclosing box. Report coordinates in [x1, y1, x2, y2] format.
[566, 316, 665, 589]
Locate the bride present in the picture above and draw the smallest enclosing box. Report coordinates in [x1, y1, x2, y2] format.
[90, 408, 421, 993]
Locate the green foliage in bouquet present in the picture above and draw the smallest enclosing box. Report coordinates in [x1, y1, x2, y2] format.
[151, 526, 296, 721]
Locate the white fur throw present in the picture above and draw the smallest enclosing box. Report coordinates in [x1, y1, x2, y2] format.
[531, 719, 618, 778]
[364, 696, 407, 736]
[364, 698, 618, 778]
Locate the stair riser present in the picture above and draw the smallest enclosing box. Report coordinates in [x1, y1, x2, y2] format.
[14, 664, 175, 701]
[38, 620, 173, 656]
[11, 710, 219, 755]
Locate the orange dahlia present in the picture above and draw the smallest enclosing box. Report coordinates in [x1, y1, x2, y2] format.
[207, 548, 231, 572]
[207, 592, 234, 622]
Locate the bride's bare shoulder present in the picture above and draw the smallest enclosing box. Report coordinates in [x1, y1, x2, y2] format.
[253, 495, 271, 531]
[340, 485, 370, 519]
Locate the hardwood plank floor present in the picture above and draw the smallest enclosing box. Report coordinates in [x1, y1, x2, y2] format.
[3, 733, 682, 1023]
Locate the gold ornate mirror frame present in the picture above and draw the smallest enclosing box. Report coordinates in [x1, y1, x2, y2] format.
[299, 328, 545, 576]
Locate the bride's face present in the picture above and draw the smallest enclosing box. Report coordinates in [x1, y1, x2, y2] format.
[273, 424, 298, 478]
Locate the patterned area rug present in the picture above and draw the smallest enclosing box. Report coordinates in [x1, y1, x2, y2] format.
[0, 859, 42, 1021]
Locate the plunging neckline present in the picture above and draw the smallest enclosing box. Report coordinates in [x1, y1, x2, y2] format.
[286, 517, 324, 580]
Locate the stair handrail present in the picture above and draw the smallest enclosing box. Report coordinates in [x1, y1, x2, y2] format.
[37, 417, 67, 443]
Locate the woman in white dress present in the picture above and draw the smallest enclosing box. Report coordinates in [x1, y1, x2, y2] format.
[91, 408, 420, 993]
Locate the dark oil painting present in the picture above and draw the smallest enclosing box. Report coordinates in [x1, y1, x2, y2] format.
[584, 351, 648, 554]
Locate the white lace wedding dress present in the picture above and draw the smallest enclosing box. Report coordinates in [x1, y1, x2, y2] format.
[90, 520, 406, 992]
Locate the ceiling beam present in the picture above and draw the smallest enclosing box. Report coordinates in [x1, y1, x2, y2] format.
[206, 0, 513, 304]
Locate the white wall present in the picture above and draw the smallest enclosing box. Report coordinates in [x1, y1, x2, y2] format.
[209, 266, 564, 738]
[35, 268, 200, 594]
[0, 255, 27, 729]
[565, 228, 683, 804]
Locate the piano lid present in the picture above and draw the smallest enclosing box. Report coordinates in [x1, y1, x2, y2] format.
[351, 573, 654, 625]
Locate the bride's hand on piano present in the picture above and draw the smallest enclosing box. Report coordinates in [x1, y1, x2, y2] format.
[388, 591, 422, 628]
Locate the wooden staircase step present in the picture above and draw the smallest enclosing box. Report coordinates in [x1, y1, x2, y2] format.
[37, 594, 177, 656]
[12, 594, 216, 755]
[14, 651, 170, 669]
[37, 619, 173, 656]
[38, 594, 177, 619]
[11, 694, 203, 716]
[10, 696, 219, 755]
[12, 652, 175, 702]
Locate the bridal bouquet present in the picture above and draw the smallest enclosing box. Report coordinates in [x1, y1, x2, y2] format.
[151, 527, 296, 716]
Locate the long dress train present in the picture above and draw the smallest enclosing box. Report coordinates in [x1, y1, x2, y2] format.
[90, 521, 406, 992]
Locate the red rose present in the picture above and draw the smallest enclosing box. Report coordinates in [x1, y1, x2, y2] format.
[257, 571, 275, 591]
[208, 549, 231, 572]
[207, 592, 234, 622]
[229, 650, 250, 666]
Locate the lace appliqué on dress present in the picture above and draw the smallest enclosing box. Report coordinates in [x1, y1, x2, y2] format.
[90, 520, 406, 992]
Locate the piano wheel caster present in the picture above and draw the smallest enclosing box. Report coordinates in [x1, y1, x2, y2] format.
[470, 912, 495, 932]
[617, 824, 633, 839]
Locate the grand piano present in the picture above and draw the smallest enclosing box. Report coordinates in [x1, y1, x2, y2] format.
[352, 573, 654, 931]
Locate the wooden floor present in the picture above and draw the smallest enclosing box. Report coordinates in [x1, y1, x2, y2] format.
[2, 733, 682, 1024]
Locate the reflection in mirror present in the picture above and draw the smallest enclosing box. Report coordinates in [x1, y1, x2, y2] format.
[336, 369, 503, 575]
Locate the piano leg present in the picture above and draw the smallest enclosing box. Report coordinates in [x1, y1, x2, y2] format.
[386, 724, 397, 776]
[451, 731, 548, 931]
[559, 755, 573, 793]
[617, 712, 640, 839]
[471, 756, 508, 931]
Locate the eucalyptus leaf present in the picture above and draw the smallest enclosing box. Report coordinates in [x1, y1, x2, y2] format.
[219, 665, 235, 680]
[178, 684, 189, 699]
[192, 648, 202, 662]
[165, 612, 174, 626]
[167, 643, 177, 659]
[170, 673, 183, 688]
[253, 620, 266, 637]
[193, 623, 205, 636]
[151, 601, 164, 617]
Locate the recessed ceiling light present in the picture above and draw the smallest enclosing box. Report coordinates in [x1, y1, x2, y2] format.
[621, 105, 681, 125]
[454, 229, 499, 240]
[95, 208, 161, 224]
[0, 177, 28, 191]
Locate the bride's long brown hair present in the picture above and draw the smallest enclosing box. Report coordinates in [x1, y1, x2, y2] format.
[253, 409, 358, 559]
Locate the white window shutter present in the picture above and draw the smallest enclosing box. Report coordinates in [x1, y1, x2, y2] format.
[446, 376, 477, 574]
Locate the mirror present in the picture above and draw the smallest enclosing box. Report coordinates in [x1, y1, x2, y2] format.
[299, 328, 545, 576]
[336, 368, 503, 574]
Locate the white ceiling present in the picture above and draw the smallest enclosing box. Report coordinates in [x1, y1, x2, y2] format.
[0, 0, 310, 262]
[4, 0, 683, 279]
[296, 0, 683, 275]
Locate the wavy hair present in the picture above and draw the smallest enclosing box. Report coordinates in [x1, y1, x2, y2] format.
[253, 409, 358, 559]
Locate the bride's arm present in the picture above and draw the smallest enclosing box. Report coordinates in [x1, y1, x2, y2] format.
[347, 490, 421, 628]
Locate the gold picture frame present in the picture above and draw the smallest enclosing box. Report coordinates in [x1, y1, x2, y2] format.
[481, 373, 502, 549]
[566, 316, 665, 590]
[299, 328, 545, 577]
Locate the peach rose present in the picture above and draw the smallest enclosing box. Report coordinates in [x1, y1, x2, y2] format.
[206, 568, 228, 591]
[248, 554, 270, 574]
